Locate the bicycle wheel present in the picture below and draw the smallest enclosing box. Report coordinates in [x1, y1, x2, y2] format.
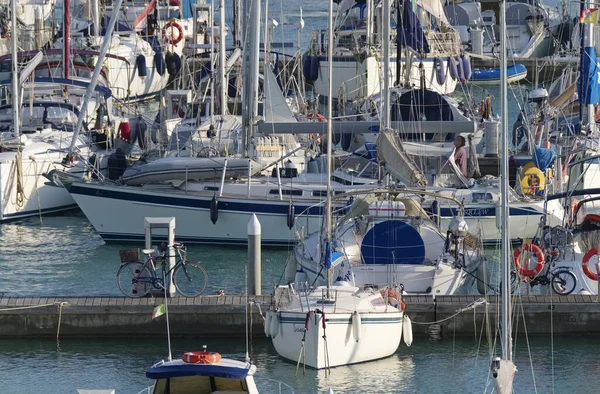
[117, 262, 153, 298]
[551, 270, 577, 295]
[173, 261, 208, 297]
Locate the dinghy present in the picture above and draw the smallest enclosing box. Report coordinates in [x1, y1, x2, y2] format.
[469, 64, 527, 85]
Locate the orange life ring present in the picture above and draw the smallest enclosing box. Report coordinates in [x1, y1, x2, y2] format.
[162, 20, 184, 46]
[182, 351, 222, 364]
[513, 243, 545, 278]
[582, 248, 599, 281]
[307, 113, 327, 122]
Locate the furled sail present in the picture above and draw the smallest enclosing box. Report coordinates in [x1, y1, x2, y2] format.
[376, 128, 427, 186]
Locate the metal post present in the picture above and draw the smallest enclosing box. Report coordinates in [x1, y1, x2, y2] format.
[247, 214, 262, 295]
[144, 217, 177, 297]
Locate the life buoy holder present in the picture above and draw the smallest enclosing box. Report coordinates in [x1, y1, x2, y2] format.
[520, 166, 545, 195]
[307, 113, 327, 122]
[182, 351, 222, 364]
[582, 248, 599, 281]
[162, 20, 184, 46]
[513, 243, 545, 277]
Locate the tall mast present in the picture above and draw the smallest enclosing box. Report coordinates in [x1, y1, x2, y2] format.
[326, 0, 333, 294]
[499, 0, 511, 363]
[382, 0, 390, 129]
[10, 0, 19, 137]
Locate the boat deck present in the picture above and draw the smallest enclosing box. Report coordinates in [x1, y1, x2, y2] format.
[0, 294, 599, 338]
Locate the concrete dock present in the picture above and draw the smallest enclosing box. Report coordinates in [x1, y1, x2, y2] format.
[1, 295, 599, 339]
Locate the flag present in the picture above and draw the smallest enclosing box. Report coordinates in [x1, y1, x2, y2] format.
[152, 304, 166, 319]
[580, 8, 599, 24]
[578, 46, 600, 105]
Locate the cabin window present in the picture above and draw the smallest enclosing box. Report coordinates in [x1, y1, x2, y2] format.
[472, 192, 494, 201]
[269, 189, 303, 196]
[204, 186, 219, 191]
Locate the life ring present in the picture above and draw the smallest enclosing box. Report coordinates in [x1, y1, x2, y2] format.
[308, 113, 327, 122]
[182, 351, 222, 364]
[162, 20, 184, 46]
[513, 243, 545, 277]
[582, 248, 599, 281]
[520, 165, 545, 194]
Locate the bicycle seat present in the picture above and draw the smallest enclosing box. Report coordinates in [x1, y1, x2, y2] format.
[142, 249, 156, 255]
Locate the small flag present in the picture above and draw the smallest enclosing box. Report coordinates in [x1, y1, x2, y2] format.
[152, 304, 166, 319]
[580, 8, 599, 24]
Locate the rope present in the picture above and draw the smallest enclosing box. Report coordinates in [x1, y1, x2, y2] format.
[410, 298, 488, 325]
[56, 301, 68, 341]
[31, 157, 42, 225]
[15, 151, 25, 209]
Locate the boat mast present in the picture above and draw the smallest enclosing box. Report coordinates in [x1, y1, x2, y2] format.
[326, 0, 333, 296]
[382, 0, 390, 129]
[10, 0, 19, 137]
[64, 0, 71, 80]
[584, 0, 596, 134]
[499, 0, 511, 363]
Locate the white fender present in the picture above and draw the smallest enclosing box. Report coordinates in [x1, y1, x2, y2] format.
[352, 311, 362, 342]
[269, 311, 280, 338]
[403, 315, 413, 347]
[264, 311, 272, 337]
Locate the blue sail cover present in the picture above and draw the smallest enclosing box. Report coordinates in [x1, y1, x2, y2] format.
[532, 146, 556, 171]
[579, 46, 600, 105]
[361, 221, 425, 265]
[397, 0, 430, 53]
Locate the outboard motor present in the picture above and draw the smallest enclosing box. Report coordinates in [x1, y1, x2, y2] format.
[446, 216, 468, 260]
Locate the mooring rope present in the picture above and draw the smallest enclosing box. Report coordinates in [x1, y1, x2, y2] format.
[410, 298, 488, 325]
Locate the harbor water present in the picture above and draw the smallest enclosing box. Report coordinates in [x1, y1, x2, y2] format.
[1, 215, 599, 393]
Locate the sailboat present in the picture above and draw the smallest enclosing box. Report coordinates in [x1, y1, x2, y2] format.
[490, 1, 516, 392]
[267, 0, 404, 370]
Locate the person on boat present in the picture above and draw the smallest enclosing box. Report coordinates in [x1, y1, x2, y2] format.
[454, 136, 467, 176]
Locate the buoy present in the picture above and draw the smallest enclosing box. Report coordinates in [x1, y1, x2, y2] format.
[461, 54, 471, 80]
[118, 121, 131, 142]
[264, 311, 272, 337]
[403, 315, 413, 347]
[154, 52, 166, 76]
[182, 351, 221, 364]
[287, 201, 295, 229]
[136, 54, 147, 78]
[448, 56, 458, 81]
[434, 57, 446, 86]
[310, 56, 319, 81]
[269, 311, 280, 338]
[520, 166, 546, 194]
[210, 195, 219, 224]
[352, 311, 362, 342]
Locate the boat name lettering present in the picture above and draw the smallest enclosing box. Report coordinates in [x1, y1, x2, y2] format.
[463, 208, 490, 216]
[293, 325, 307, 333]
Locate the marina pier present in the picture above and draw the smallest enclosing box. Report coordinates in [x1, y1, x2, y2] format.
[1, 294, 599, 339]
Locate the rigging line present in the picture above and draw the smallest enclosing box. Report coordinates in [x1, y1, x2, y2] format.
[518, 295, 539, 394]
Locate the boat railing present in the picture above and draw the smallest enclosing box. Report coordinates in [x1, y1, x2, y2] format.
[135, 386, 153, 394]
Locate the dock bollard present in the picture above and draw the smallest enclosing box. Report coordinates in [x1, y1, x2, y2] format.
[248, 214, 262, 295]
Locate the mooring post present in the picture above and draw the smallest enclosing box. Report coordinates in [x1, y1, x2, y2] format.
[248, 214, 262, 295]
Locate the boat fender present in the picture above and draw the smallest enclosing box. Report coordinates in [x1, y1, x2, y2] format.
[513, 243, 545, 278]
[448, 56, 458, 81]
[118, 121, 131, 142]
[434, 57, 446, 86]
[165, 52, 175, 75]
[210, 195, 219, 224]
[310, 56, 319, 82]
[269, 311, 280, 338]
[173, 52, 182, 75]
[352, 311, 362, 342]
[182, 351, 222, 364]
[582, 248, 599, 281]
[461, 54, 471, 80]
[287, 201, 295, 229]
[455, 56, 464, 82]
[403, 315, 413, 347]
[264, 311, 273, 337]
[154, 52, 166, 76]
[475, 259, 490, 295]
[136, 55, 147, 78]
[302, 54, 313, 82]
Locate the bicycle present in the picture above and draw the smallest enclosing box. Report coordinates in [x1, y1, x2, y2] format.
[117, 242, 208, 298]
[509, 261, 577, 296]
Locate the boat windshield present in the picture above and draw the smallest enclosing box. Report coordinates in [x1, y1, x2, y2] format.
[0, 105, 77, 132]
[152, 376, 249, 394]
[338, 154, 378, 179]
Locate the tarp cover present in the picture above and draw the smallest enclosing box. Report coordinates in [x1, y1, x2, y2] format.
[532, 146, 556, 171]
[361, 220, 425, 265]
